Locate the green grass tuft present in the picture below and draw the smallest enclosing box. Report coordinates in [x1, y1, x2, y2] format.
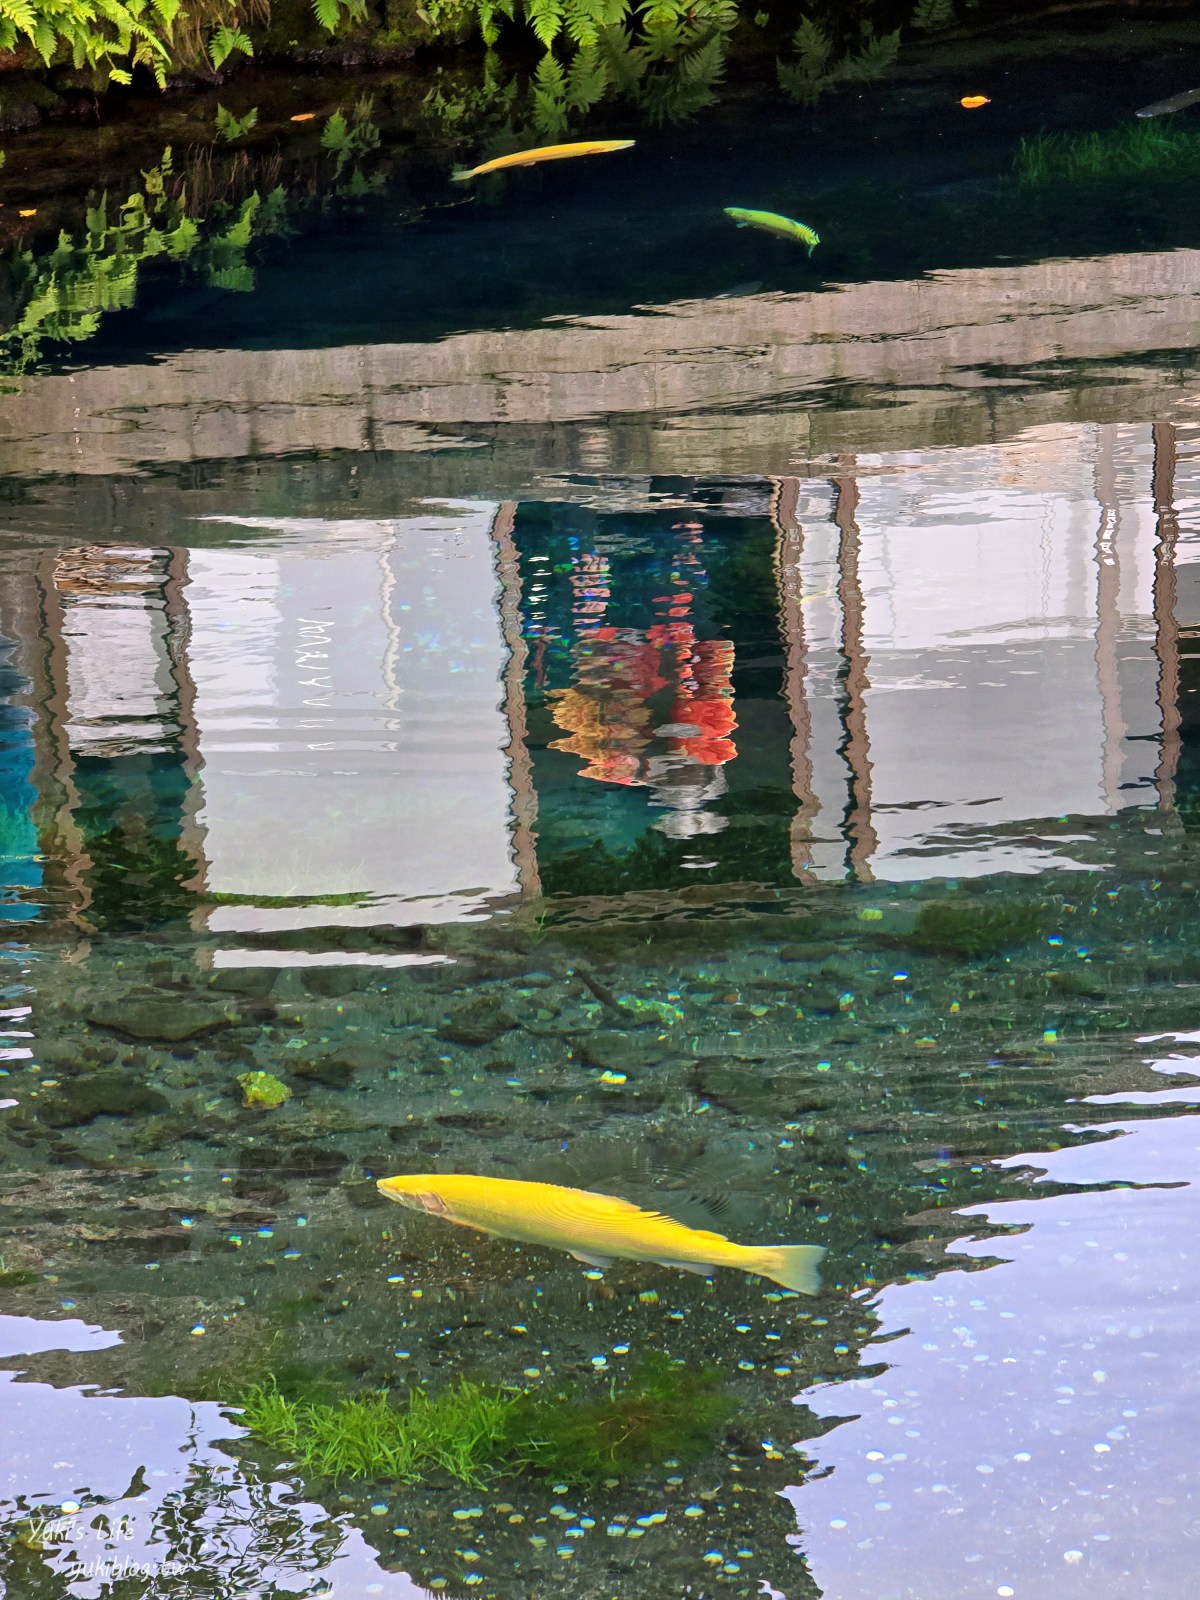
[233, 1358, 730, 1487]
[1014, 122, 1200, 188]
[235, 1377, 519, 1487]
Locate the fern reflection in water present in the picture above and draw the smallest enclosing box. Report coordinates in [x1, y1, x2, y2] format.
[0, 93, 401, 375]
[2, 161, 285, 373]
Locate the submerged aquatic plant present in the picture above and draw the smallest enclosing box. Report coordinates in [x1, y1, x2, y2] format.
[236, 1378, 522, 1487]
[510, 1356, 732, 1482]
[1014, 123, 1200, 187]
[234, 1359, 730, 1487]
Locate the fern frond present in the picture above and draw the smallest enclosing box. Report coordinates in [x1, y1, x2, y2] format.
[208, 23, 252, 66]
[525, 0, 561, 48]
[565, 42, 608, 109]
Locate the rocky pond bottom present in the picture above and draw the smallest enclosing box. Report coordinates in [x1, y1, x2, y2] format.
[2, 809, 1200, 1598]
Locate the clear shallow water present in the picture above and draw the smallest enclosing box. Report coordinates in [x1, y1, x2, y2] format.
[5, 61, 1200, 1600]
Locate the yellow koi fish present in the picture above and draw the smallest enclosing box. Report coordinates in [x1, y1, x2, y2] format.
[377, 1172, 824, 1294]
[451, 140, 635, 182]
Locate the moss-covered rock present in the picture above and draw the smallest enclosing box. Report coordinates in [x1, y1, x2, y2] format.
[38, 1069, 170, 1126]
[908, 899, 1042, 959]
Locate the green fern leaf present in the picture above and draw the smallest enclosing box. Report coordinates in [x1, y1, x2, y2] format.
[565, 43, 608, 110]
[209, 23, 253, 66]
[525, 0, 562, 49]
[31, 17, 54, 59]
[562, 0, 602, 47]
[312, 0, 340, 31]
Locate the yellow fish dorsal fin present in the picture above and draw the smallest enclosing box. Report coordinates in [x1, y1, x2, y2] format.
[590, 1193, 732, 1246]
[583, 1186, 647, 1212]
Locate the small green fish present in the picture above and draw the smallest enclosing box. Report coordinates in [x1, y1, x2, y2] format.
[724, 207, 820, 255]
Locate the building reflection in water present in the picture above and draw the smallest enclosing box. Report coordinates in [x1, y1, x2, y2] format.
[543, 522, 738, 837]
[0, 421, 1197, 949]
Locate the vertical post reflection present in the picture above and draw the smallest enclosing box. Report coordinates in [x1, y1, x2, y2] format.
[163, 547, 209, 914]
[832, 458, 878, 882]
[491, 500, 542, 900]
[770, 476, 818, 883]
[33, 552, 92, 926]
[1092, 424, 1125, 812]
[1152, 421, 1182, 818]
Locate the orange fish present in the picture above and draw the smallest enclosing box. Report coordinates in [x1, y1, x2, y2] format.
[451, 139, 635, 182]
[290, 112, 317, 122]
[960, 95, 991, 110]
[18, 209, 36, 218]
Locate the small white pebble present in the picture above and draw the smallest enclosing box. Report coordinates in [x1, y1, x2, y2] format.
[1063, 1550, 1083, 1565]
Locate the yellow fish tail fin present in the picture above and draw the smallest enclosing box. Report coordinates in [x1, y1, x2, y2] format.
[450, 166, 476, 183]
[756, 1244, 825, 1295]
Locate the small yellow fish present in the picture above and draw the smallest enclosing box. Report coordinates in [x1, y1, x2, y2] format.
[960, 94, 991, 110]
[451, 140, 635, 183]
[377, 1172, 824, 1293]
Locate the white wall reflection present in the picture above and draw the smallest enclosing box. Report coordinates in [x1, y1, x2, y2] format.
[186, 504, 520, 937]
[779, 422, 1184, 880]
[10, 420, 1200, 926]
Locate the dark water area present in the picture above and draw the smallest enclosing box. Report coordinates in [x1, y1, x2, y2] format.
[3, 14, 1200, 1600]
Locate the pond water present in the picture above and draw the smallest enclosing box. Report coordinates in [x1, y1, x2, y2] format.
[4, 28, 1200, 1600]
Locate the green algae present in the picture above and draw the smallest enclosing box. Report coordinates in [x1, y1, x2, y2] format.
[511, 1356, 732, 1483]
[237, 1070, 293, 1109]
